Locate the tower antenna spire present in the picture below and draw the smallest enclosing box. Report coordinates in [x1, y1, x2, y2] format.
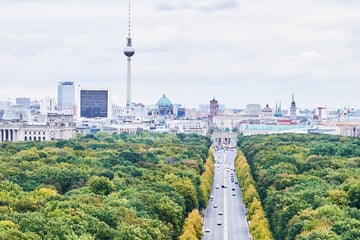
[128, 0, 131, 37]
[124, 0, 135, 114]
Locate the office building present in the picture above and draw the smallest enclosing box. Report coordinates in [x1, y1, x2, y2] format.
[80, 89, 111, 118]
[16, 98, 31, 109]
[58, 81, 75, 115]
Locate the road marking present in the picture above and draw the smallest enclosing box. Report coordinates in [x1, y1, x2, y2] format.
[224, 152, 228, 240]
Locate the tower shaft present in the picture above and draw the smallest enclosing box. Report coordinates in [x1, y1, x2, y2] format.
[126, 57, 132, 109]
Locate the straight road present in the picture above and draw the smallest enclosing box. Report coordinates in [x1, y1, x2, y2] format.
[203, 148, 251, 240]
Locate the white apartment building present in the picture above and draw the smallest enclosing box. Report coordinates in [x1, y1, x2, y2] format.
[167, 120, 208, 136]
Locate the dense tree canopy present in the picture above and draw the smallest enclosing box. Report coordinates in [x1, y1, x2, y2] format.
[239, 133, 360, 240]
[0, 132, 212, 239]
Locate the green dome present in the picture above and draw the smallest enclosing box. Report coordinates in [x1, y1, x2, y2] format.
[156, 94, 172, 107]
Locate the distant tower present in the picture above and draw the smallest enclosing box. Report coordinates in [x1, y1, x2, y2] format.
[124, 0, 135, 114]
[210, 98, 219, 116]
[290, 93, 297, 120]
[274, 101, 283, 117]
[209, 97, 219, 123]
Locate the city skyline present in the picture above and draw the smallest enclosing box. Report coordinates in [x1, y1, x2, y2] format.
[1, 0, 360, 109]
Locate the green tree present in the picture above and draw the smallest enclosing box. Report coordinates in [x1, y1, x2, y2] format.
[348, 183, 360, 209]
[88, 176, 115, 195]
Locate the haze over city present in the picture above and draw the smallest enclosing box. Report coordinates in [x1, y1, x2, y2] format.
[1, 0, 360, 109]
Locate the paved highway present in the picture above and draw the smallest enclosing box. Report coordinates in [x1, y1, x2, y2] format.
[203, 148, 251, 240]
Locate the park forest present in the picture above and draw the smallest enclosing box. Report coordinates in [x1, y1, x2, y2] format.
[0, 131, 359, 240]
[0, 132, 213, 240]
[238, 133, 360, 240]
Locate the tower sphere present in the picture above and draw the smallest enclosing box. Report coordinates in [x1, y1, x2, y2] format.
[124, 47, 135, 57]
[124, 37, 135, 57]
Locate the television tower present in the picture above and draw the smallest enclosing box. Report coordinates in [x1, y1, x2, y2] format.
[124, 0, 135, 113]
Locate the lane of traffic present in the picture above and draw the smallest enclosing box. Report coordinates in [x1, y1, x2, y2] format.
[203, 148, 250, 240]
[203, 150, 225, 239]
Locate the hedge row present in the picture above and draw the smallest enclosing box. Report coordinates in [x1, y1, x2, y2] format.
[235, 151, 273, 240]
[199, 148, 215, 208]
[178, 209, 203, 240]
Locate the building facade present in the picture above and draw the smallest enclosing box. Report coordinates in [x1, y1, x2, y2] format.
[58, 81, 76, 115]
[261, 104, 273, 119]
[40, 97, 56, 114]
[80, 89, 110, 118]
[211, 132, 238, 147]
[16, 98, 31, 109]
[0, 113, 76, 143]
[246, 104, 261, 116]
[209, 98, 219, 123]
[167, 120, 208, 136]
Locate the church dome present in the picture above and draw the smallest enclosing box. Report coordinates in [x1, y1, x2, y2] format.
[156, 94, 173, 116]
[156, 94, 172, 107]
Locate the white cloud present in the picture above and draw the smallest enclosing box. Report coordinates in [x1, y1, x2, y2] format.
[156, 0, 239, 12]
[0, 0, 360, 109]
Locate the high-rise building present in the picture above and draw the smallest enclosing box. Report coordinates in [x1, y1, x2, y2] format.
[16, 97, 31, 109]
[80, 89, 111, 118]
[58, 81, 75, 115]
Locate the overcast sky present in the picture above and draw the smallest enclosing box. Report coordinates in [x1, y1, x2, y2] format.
[1, 0, 360, 109]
